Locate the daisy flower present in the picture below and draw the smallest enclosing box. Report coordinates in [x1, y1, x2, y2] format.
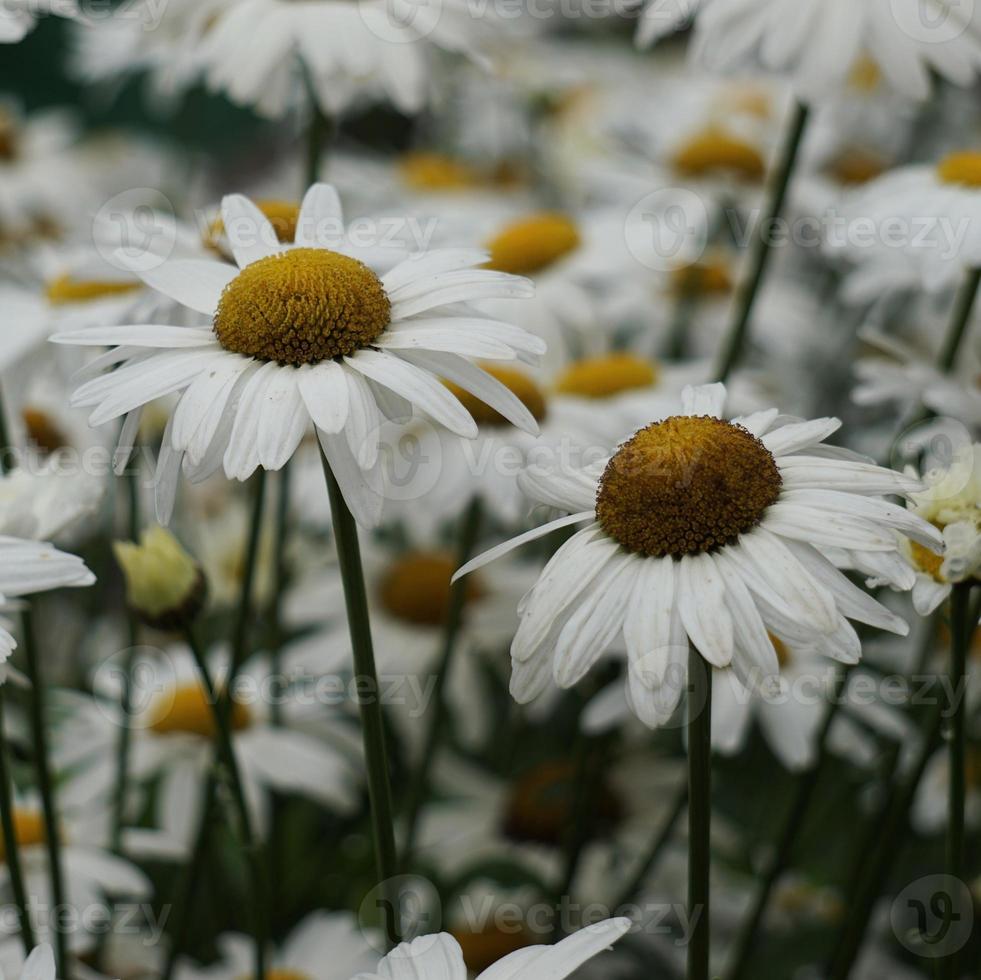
[833, 152, 981, 291]
[176, 911, 378, 980]
[0, 1, 80, 43]
[350, 920, 631, 980]
[455, 383, 941, 726]
[199, 0, 496, 118]
[54, 643, 361, 845]
[0, 791, 152, 954]
[53, 183, 542, 528]
[897, 442, 981, 615]
[639, 0, 981, 101]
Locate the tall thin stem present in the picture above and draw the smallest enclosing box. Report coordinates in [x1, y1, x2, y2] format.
[20, 608, 69, 976]
[713, 101, 810, 383]
[687, 649, 713, 980]
[938, 268, 981, 372]
[940, 582, 971, 980]
[400, 497, 482, 869]
[725, 665, 852, 980]
[0, 691, 36, 952]
[184, 627, 268, 980]
[319, 450, 400, 948]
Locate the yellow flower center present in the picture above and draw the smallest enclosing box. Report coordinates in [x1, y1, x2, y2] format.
[770, 633, 791, 669]
[671, 258, 733, 297]
[149, 683, 253, 739]
[399, 153, 480, 191]
[0, 811, 46, 861]
[485, 212, 581, 276]
[672, 127, 765, 181]
[213, 248, 391, 366]
[596, 416, 782, 558]
[205, 199, 300, 253]
[450, 923, 535, 974]
[910, 538, 945, 582]
[937, 152, 981, 188]
[445, 363, 547, 427]
[722, 85, 772, 119]
[45, 275, 142, 306]
[378, 552, 484, 627]
[826, 151, 887, 186]
[849, 55, 882, 93]
[22, 408, 68, 455]
[0, 118, 17, 162]
[502, 760, 623, 847]
[554, 353, 658, 400]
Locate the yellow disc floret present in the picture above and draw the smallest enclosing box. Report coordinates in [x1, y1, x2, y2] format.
[206, 199, 300, 252]
[671, 258, 733, 297]
[213, 248, 391, 366]
[0, 811, 46, 861]
[937, 152, 981, 189]
[149, 683, 252, 739]
[45, 275, 141, 306]
[379, 552, 484, 627]
[399, 152, 480, 191]
[485, 212, 581, 276]
[672, 127, 766, 181]
[445, 363, 547, 427]
[596, 416, 782, 558]
[554, 353, 658, 400]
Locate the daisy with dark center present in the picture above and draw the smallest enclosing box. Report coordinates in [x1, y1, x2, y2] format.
[53, 183, 543, 527]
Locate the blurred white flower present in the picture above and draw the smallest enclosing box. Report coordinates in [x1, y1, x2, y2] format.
[0, 0, 80, 43]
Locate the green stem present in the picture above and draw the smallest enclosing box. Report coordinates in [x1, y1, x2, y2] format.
[319, 450, 400, 948]
[400, 497, 482, 870]
[940, 582, 971, 980]
[938, 267, 981, 372]
[305, 104, 333, 187]
[111, 453, 142, 856]
[614, 778, 688, 911]
[725, 665, 852, 980]
[160, 778, 218, 980]
[0, 690, 36, 952]
[713, 101, 810, 383]
[687, 648, 713, 980]
[183, 627, 268, 980]
[827, 677, 961, 979]
[20, 607, 69, 976]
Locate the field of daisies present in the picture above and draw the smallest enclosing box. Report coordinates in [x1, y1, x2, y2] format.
[1, 2, 981, 980]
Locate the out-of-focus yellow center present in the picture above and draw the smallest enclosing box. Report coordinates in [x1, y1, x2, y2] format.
[672, 127, 765, 181]
[149, 683, 252, 739]
[485, 212, 581, 276]
[213, 248, 391, 365]
[445, 363, 547, 427]
[0, 115, 17, 162]
[206, 199, 301, 253]
[0, 810, 46, 861]
[378, 552, 484, 627]
[554, 353, 658, 400]
[596, 416, 782, 558]
[671, 258, 734, 297]
[910, 538, 945, 582]
[722, 85, 772, 119]
[849, 55, 882, 93]
[826, 151, 887, 186]
[502, 760, 623, 847]
[450, 923, 535, 974]
[399, 153, 480, 191]
[45, 275, 141, 306]
[937, 152, 981, 189]
[22, 408, 68, 455]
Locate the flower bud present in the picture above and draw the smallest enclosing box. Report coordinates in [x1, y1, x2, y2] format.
[113, 526, 207, 630]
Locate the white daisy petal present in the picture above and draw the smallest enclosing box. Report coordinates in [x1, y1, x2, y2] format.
[139, 259, 236, 314]
[295, 183, 344, 248]
[677, 552, 733, 667]
[221, 193, 283, 267]
[297, 361, 351, 434]
[761, 417, 841, 456]
[681, 383, 726, 417]
[257, 367, 309, 470]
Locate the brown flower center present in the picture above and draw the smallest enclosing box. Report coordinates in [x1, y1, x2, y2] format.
[485, 213, 581, 276]
[445, 364, 547, 427]
[22, 408, 68, 454]
[595, 416, 782, 558]
[149, 683, 252, 739]
[213, 248, 391, 366]
[378, 552, 484, 627]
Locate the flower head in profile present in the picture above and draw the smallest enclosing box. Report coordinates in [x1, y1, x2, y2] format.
[54, 183, 543, 527]
[456, 384, 942, 726]
[638, 0, 981, 101]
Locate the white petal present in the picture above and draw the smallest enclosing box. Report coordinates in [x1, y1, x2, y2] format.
[681, 383, 726, 417]
[257, 368, 308, 470]
[295, 183, 343, 248]
[221, 193, 282, 267]
[139, 259, 236, 314]
[296, 361, 350, 434]
[761, 417, 841, 456]
[677, 553, 733, 667]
